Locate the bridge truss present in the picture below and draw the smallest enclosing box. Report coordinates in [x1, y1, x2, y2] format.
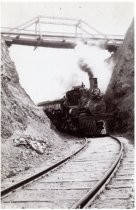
[1, 16, 124, 50]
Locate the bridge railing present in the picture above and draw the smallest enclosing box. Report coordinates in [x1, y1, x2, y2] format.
[1, 16, 124, 49]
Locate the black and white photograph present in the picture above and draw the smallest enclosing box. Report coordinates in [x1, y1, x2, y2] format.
[1, 0, 134, 208]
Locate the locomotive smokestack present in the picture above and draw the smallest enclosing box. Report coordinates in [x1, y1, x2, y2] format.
[89, 78, 98, 90]
[78, 59, 97, 90]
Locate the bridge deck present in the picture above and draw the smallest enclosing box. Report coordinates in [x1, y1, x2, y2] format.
[4, 37, 76, 49]
[1, 16, 124, 50]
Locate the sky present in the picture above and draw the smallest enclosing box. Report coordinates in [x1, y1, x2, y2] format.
[1, 0, 134, 35]
[1, 0, 134, 103]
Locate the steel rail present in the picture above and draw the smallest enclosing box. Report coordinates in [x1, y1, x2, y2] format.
[1, 138, 87, 197]
[72, 135, 124, 209]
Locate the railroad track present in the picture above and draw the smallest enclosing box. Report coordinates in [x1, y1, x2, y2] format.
[1, 135, 124, 209]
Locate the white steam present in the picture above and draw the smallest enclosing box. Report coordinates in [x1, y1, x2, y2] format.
[9, 43, 114, 103]
[75, 42, 114, 93]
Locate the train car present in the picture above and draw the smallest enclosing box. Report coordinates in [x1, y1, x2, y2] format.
[38, 77, 110, 136]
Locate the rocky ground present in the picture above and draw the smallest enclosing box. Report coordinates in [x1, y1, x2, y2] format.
[1, 37, 83, 182]
[1, 133, 83, 190]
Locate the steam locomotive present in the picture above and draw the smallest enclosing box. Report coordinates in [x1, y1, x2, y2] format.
[38, 77, 110, 136]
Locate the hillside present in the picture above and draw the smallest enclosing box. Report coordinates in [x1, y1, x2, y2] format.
[105, 20, 134, 141]
[1, 37, 81, 180]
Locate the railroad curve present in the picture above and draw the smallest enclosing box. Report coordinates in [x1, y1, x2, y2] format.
[1, 136, 123, 209]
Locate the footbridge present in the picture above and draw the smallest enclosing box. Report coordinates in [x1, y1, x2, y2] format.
[1, 16, 124, 52]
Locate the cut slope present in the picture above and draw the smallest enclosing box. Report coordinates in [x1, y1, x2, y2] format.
[1, 37, 79, 180]
[105, 20, 134, 140]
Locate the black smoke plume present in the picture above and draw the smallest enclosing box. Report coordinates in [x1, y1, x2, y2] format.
[78, 59, 94, 78]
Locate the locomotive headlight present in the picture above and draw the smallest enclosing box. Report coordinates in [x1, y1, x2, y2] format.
[92, 88, 100, 96]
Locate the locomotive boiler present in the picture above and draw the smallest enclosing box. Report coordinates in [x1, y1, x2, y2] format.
[38, 77, 109, 136]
